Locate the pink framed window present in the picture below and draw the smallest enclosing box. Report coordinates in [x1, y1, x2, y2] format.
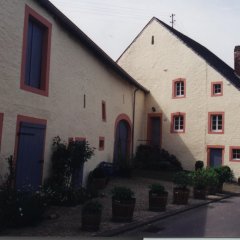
[208, 112, 224, 134]
[211, 82, 223, 97]
[0, 113, 4, 150]
[102, 101, 106, 121]
[20, 5, 52, 97]
[171, 112, 186, 133]
[172, 78, 186, 98]
[229, 147, 240, 162]
[99, 137, 105, 151]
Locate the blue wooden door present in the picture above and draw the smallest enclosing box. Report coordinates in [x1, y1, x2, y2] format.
[150, 117, 161, 147]
[16, 122, 46, 190]
[114, 120, 130, 167]
[209, 148, 222, 167]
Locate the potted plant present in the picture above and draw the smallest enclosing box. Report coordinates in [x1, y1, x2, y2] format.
[191, 169, 208, 199]
[149, 183, 168, 211]
[81, 200, 102, 231]
[173, 171, 191, 204]
[205, 168, 219, 195]
[214, 166, 234, 193]
[111, 186, 135, 222]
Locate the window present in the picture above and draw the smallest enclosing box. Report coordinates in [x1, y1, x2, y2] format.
[230, 147, 240, 162]
[0, 113, 3, 150]
[102, 101, 106, 121]
[21, 5, 52, 96]
[171, 113, 186, 133]
[208, 112, 224, 134]
[99, 137, 105, 151]
[211, 82, 223, 96]
[172, 78, 186, 98]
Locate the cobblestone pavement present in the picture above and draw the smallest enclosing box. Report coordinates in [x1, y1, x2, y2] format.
[1, 176, 239, 237]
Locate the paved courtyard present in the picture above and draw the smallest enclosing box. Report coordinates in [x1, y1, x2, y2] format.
[1, 175, 239, 237]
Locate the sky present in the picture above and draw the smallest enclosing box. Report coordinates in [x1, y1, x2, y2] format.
[50, 0, 240, 68]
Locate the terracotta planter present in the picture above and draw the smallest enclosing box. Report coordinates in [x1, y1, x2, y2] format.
[91, 177, 107, 190]
[81, 212, 101, 231]
[173, 188, 189, 205]
[112, 197, 135, 222]
[193, 188, 207, 199]
[149, 191, 168, 211]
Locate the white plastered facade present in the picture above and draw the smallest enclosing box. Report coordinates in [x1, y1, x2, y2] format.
[118, 19, 240, 178]
[0, 0, 146, 185]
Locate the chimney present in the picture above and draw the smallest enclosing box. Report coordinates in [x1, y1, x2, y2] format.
[234, 46, 240, 77]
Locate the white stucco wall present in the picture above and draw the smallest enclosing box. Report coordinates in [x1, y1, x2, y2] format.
[0, 0, 146, 185]
[118, 19, 240, 178]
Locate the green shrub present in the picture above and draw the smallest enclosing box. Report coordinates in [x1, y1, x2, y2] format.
[0, 186, 48, 228]
[214, 166, 234, 184]
[149, 184, 166, 194]
[82, 200, 102, 214]
[111, 187, 134, 200]
[173, 171, 191, 190]
[134, 145, 182, 171]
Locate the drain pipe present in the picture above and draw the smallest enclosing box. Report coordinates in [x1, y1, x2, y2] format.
[132, 88, 139, 159]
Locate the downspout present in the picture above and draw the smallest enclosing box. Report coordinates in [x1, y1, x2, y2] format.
[132, 88, 139, 159]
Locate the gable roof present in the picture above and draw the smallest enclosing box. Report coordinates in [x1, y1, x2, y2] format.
[118, 17, 240, 89]
[34, 0, 149, 93]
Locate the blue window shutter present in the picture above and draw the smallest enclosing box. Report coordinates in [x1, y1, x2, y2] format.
[25, 19, 44, 89]
[25, 20, 33, 86]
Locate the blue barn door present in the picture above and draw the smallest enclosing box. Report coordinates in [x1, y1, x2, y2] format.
[209, 148, 222, 167]
[16, 122, 46, 190]
[114, 120, 130, 168]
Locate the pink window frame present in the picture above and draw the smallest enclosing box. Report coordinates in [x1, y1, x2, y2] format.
[0, 113, 4, 151]
[208, 112, 224, 134]
[211, 81, 223, 97]
[99, 136, 105, 151]
[20, 5, 52, 97]
[172, 78, 186, 99]
[170, 112, 186, 133]
[14, 115, 47, 186]
[206, 145, 225, 166]
[229, 146, 240, 162]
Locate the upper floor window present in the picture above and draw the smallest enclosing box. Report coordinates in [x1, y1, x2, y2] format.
[208, 112, 224, 134]
[20, 5, 52, 96]
[172, 78, 186, 98]
[211, 82, 223, 97]
[171, 112, 186, 133]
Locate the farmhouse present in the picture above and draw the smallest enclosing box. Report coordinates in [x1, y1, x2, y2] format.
[1, 1, 240, 189]
[0, 0, 148, 189]
[118, 17, 240, 177]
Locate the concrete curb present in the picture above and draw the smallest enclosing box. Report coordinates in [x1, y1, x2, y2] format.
[94, 192, 239, 237]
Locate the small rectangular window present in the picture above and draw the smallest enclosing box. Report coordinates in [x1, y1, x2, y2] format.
[172, 78, 186, 98]
[230, 147, 240, 162]
[99, 137, 105, 151]
[171, 113, 185, 133]
[102, 101, 106, 121]
[208, 112, 224, 134]
[211, 82, 223, 97]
